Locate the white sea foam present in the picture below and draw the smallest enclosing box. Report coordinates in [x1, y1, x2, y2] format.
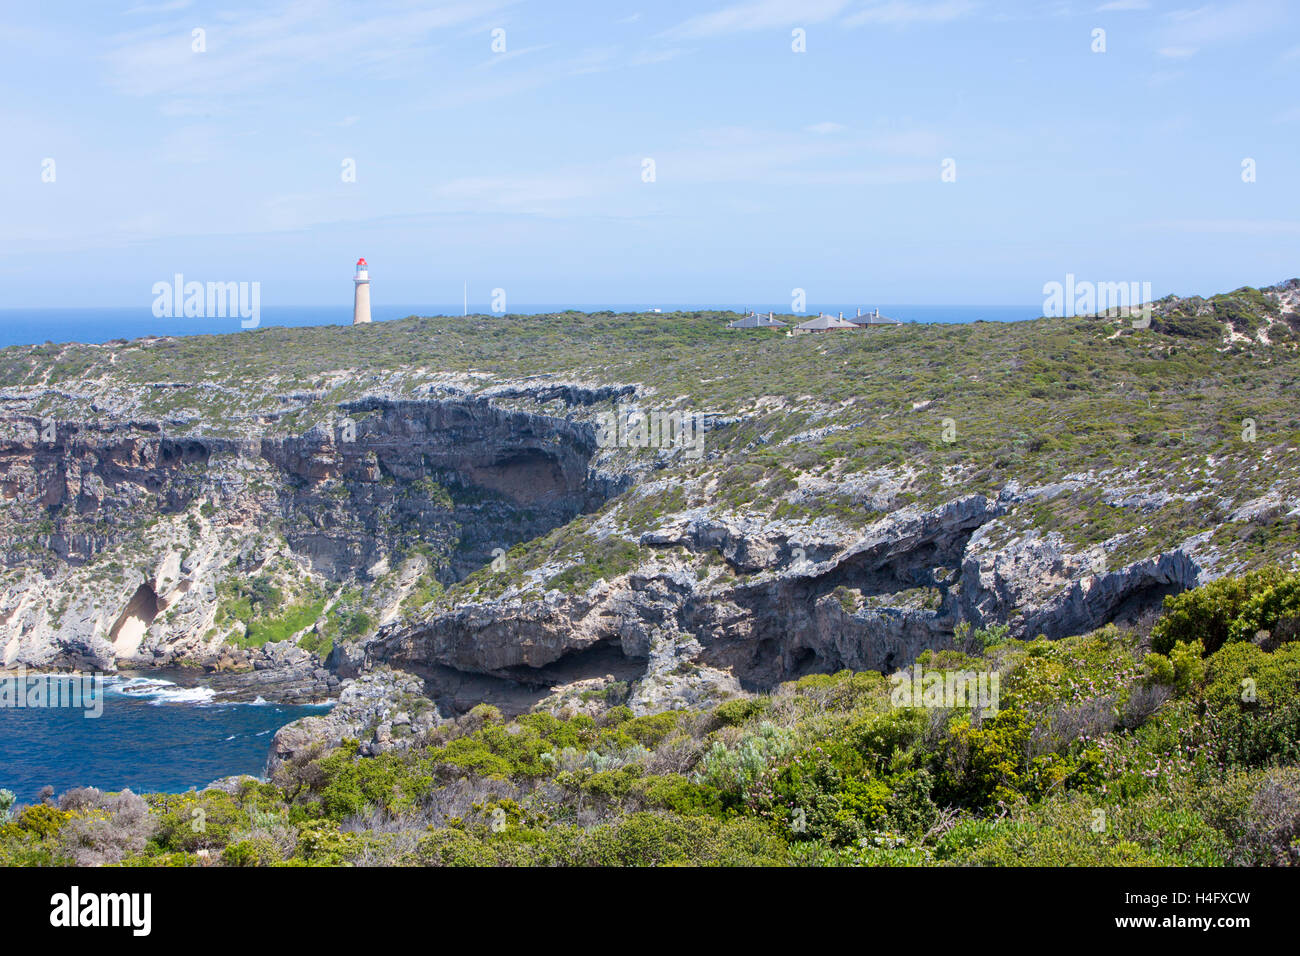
[147, 686, 219, 706]
[105, 676, 220, 706]
[108, 676, 174, 695]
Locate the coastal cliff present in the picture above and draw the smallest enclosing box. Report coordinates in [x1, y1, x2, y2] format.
[0, 283, 1297, 752]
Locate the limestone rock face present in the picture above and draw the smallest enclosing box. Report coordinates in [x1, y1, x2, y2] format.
[203, 642, 341, 704]
[266, 668, 438, 774]
[958, 519, 1206, 640]
[355, 490, 1212, 712]
[0, 379, 1244, 758]
[0, 394, 628, 685]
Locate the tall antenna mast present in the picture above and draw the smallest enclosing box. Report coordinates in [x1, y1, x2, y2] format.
[463, 281, 467, 316]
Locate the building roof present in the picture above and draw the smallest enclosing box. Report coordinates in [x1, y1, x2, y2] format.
[847, 308, 900, 326]
[793, 313, 859, 332]
[726, 312, 787, 329]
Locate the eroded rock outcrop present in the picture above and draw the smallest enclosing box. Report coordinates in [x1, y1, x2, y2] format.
[0, 393, 632, 687]
[0, 383, 1227, 727]
[959, 521, 1204, 639]
[350, 487, 1216, 718]
[267, 667, 437, 773]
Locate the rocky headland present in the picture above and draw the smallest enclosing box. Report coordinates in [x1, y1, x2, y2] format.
[1, 281, 1298, 770]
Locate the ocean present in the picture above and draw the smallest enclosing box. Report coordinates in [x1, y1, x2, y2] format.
[0, 673, 330, 800]
[0, 304, 1041, 350]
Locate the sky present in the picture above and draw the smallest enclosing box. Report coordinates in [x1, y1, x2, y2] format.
[0, 0, 1297, 310]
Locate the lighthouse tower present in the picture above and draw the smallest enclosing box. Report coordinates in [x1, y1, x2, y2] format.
[352, 257, 372, 325]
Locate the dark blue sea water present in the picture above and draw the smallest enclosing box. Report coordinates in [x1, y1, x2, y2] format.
[0, 304, 1040, 349]
[0, 673, 330, 800]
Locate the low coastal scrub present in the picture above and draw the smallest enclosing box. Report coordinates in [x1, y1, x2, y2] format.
[4, 568, 1299, 867]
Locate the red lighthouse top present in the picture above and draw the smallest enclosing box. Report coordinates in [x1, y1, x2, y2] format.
[356, 257, 367, 268]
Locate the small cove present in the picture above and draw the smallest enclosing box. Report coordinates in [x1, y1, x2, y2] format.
[0, 670, 331, 800]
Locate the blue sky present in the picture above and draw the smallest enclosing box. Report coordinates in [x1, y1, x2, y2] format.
[1, 0, 1297, 309]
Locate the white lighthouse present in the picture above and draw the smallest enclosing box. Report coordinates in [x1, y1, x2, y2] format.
[352, 257, 371, 325]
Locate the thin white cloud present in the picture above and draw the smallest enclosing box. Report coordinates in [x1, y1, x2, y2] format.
[843, 0, 977, 26]
[805, 121, 847, 134]
[1154, 0, 1287, 59]
[661, 0, 848, 40]
[425, 124, 946, 218]
[564, 46, 620, 75]
[435, 173, 601, 210]
[645, 125, 943, 187]
[422, 67, 550, 109]
[1095, 0, 1148, 10]
[104, 1, 516, 97]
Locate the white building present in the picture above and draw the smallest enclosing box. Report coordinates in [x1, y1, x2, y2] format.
[353, 257, 372, 325]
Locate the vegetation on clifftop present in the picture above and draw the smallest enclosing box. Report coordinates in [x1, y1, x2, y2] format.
[4, 568, 1299, 867]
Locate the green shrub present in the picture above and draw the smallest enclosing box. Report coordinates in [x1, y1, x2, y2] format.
[413, 813, 787, 867]
[1150, 567, 1291, 655]
[934, 709, 1031, 810]
[545, 537, 644, 592]
[306, 750, 432, 818]
[711, 697, 769, 727]
[16, 803, 71, 839]
[1142, 639, 1205, 693]
[222, 837, 282, 867]
[575, 813, 788, 867]
[635, 776, 726, 816]
[1226, 575, 1300, 646]
[849, 707, 930, 774]
[244, 598, 326, 648]
[694, 722, 791, 798]
[412, 828, 501, 866]
[762, 744, 891, 846]
[1201, 642, 1300, 769]
[884, 769, 940, 837]
[295, 821, 362, 865]
[149, 790, 245, 851]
